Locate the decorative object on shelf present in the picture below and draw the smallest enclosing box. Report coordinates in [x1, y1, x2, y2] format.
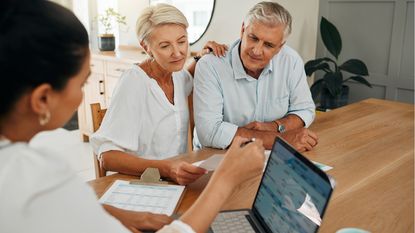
[97, 8, 126, 51]
[305, 17, 372, 109]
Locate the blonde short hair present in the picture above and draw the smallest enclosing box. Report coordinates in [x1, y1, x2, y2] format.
[244, 1, 292, 39]
[136, 3, 188, 43]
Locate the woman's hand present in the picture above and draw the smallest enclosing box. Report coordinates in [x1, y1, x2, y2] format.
[200, 41, 228, 57]
[178, 137, 265, 233]
[217, 136, 265, 187]
[124, 212, 173, 233]
[167, 160, 207, 185]
[103, 205, 173, 233]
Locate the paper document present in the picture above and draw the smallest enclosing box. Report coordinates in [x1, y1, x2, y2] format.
[193, 150, 333, 172]
[99, 180, 185, 215]
[312, 161, 333, 172]
[192, 154, 225, 171]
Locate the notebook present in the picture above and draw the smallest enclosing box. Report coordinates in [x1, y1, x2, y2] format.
[209, 137, 335, 233]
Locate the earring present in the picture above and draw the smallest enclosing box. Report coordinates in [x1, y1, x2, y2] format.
[39, 111, 51, 126]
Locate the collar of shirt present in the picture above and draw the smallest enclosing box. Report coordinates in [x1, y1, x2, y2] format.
[230, 39, 273, 81]
[0, 136, 11, 149]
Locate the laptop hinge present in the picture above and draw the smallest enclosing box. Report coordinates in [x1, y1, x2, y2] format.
[248, 210, 269, 233]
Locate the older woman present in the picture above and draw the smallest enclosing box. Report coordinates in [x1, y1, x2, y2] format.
[0, 1, 264, 232]
[90, 4, 227, 185]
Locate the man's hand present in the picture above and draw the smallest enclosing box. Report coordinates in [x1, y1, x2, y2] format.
[167, 160, 207, 185]
[244, 121, 277, 132]
[280, 128, 318, 152]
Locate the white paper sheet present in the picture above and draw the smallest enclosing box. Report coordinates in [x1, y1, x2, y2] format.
[192, 150, 333, 172]
[99, 180, 185, 216]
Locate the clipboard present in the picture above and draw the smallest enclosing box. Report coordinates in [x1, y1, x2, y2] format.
[99, 168, 186, 216]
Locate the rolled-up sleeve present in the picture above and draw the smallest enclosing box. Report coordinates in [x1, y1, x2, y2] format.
[193, 58, 238, 149]
[286, 56, 316, 128]
[157, 220, 195, 233]
[90, 70, 143, 158]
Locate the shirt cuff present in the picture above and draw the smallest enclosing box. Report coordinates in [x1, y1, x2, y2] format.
[97, 141, 125, 160]
[212, 122, 238, 149]
[288, 110, 315, 128]
[157, 220, 196, 233]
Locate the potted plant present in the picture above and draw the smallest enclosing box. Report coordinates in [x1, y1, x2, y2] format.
[305, 17, 372, 109]
[97, 8, 127, 51]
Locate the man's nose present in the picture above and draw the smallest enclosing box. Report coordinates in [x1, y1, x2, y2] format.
[252, 42, 263, 56]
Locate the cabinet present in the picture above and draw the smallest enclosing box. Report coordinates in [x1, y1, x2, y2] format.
[78, 47, 147, 141]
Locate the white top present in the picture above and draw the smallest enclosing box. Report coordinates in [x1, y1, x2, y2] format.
[91, 65, 193, 159]
[0, 139, 194, 233]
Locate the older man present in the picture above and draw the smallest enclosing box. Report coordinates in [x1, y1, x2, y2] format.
[194, 1, 318, 151]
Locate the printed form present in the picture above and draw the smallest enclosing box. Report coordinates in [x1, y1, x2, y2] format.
[99, 180, 185, 215]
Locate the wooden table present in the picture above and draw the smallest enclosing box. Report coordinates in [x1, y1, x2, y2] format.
[89, 98, 414, 233]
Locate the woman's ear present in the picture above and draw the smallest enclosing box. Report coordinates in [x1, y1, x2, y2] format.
[29, 83, 53, 115]
[140, 41, 152, 56]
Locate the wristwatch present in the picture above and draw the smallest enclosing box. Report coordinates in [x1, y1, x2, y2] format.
[275, 120, 286, 133]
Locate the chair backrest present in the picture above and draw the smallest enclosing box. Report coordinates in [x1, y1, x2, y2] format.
[187, 94, 194, 153]
[90, 103, 107, 178]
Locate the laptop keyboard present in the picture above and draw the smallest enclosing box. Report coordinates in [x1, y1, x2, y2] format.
[211, 211, 257, 233]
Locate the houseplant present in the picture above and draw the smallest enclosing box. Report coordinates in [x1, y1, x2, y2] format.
[97, 8, 126, 51]
[305, 17, 372, 109]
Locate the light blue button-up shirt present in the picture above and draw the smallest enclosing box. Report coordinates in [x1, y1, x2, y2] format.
[193, 40, 315, 149]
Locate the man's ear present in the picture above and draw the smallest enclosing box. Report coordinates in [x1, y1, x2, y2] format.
[240, 22, 245, 39]
[29, 84, 53, 115]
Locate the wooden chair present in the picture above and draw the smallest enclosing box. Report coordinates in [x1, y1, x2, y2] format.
[90, 103, 107, 178]
[187, 94, 195, 153]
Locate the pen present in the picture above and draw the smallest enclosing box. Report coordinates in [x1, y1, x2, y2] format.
[241, 138, 256, 147]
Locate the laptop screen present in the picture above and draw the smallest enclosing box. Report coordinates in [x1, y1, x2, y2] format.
[252, 138, 333, 233]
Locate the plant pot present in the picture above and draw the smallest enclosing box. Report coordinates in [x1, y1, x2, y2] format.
[320, 85, 349, 109]
[98, 34, 115, 51]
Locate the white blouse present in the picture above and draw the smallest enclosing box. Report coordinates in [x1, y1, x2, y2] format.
[0, 139, 195, 233]
[91, 65, 193, 160]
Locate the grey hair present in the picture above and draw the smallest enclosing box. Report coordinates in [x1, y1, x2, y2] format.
[136, 3, 188, 43]
[244, 1, 292, 39]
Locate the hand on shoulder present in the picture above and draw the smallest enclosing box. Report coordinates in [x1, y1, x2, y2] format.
[198, 41, 229, 58]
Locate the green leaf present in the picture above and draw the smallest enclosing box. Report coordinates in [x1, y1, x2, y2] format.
[348, 76, 372, 87]
[310, 79, 324, 100]
[321, 17, 342, 59]
[339, 59, 369, 75]
[305, 58, 326, 69]
[323, 72, 343, 96]
[305, 62, 330, 76]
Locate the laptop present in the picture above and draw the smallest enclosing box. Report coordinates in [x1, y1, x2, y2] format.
[209, 137, 334, 233]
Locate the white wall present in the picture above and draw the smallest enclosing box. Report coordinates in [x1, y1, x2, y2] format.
[117, 0, 148, 46]
[191, 0, 320, 62]
[99, 0, 320, 62]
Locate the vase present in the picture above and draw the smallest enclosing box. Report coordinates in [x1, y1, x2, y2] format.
[320, 85, 349, 109]
[98, 34, 115, 51]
